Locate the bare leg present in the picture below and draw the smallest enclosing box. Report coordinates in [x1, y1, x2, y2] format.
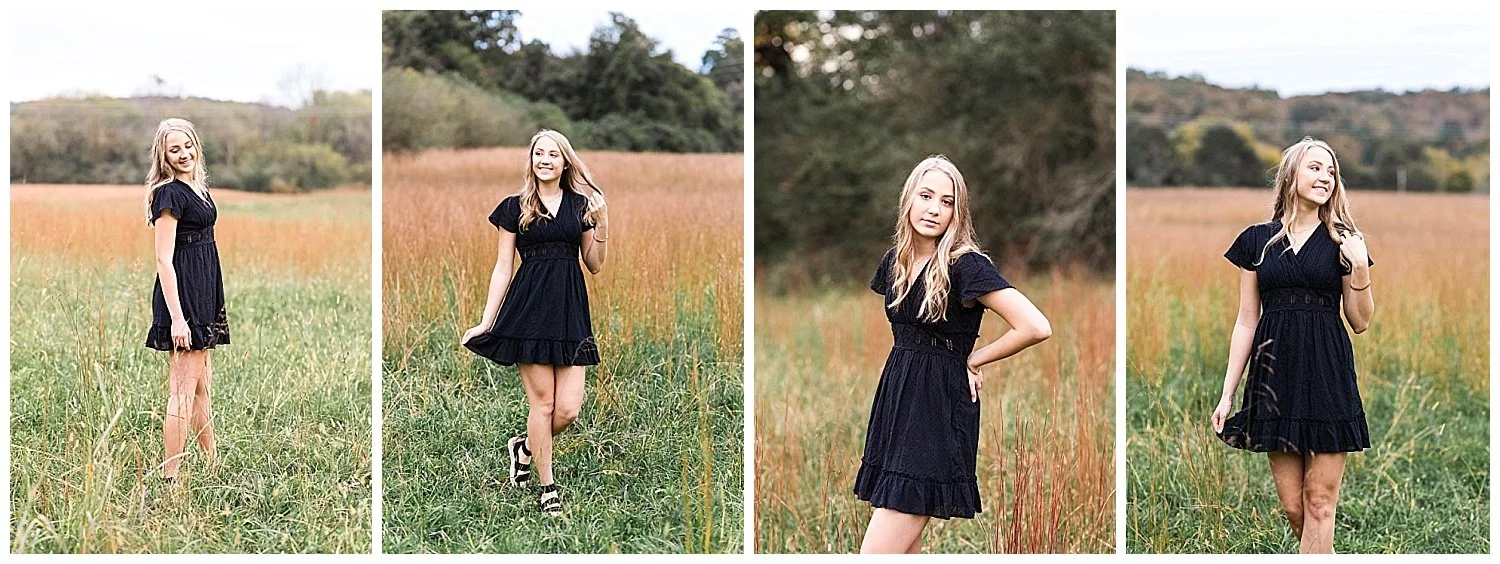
[518, 363, 558, 485]
[1267, 452, 1306, 540]
[191, 352, 216, 459]
[859, 508, 929, 554]
[905, 527, 924, 554]
[551, 365, 587, 436]
[163, 350, 206, 479]
[1300, 452, 1347, 554]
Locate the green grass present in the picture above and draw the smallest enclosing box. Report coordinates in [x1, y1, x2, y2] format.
[381, 288, 743, 553]
[9, 191, 372, 553]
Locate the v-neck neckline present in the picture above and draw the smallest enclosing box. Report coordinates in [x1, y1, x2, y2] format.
[1286, 221, 1322, 256]
[539, 190, 566, 219]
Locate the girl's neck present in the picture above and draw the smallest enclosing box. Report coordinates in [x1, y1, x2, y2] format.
[174, 172, 195, 187]
[911, 236, 937, 263]
[1288, 204, 1322, 232]
[537, 180, 563, 198]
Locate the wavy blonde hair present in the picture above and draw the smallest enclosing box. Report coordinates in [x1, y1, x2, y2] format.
[888, 156, 985, 322]
[1256, 137, 1361, 270]
[517, 130, 605, 231]
[144, 118, 207, 225]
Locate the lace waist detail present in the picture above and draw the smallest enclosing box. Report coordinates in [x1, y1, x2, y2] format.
[1262, 287, 1340, 312]
[890, 322, 976, 358]
[519, 241, 579, 262]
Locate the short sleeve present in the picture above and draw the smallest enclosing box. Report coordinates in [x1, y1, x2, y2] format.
[489, 196, 520, 233]
[956, 252, 1013, 303]
[150, 183, 186, 225]
[869, 248, 895, 295]
[1224, 225, 1264, 271]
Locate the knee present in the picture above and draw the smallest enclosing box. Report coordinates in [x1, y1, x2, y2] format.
[1303, 489, 1338, 523]
[529, 395, 555, 416]
[554, 403, 580, 426]
[1282, 503, 1305, 530]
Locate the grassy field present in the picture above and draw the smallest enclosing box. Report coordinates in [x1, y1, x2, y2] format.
[755, 271, 1115, 553]
[1126, 188, 1489, 553]
[10, 184, 372, 553]
[381, 148, 743, 553]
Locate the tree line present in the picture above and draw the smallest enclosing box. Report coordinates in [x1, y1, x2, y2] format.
[11, 92, 372, 192]
[382, 10, 742, 153]
[755, 10, 1116, 284]
[1127, 69, 1490, 192]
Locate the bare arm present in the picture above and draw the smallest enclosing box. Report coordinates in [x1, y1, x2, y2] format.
[965, 288, 1052, 370]
[153, 214, 190, 348]
[1340, 236, 1374, 334]
[1212, 269, 1261, 431]
[461, 228, 517, 343]
[581, 200, 608, 274]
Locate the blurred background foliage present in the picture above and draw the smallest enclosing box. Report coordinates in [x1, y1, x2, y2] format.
[381, 10, 743, 153]
[1126, 68, 1490, 192]
[754, 10, 1116, 289]
[10, 92, 371, 192]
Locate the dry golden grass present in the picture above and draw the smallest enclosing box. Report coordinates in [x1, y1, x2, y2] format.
[755, 271, 1115, 553]
[11, 184, 370, 279]
[381, 148, 743, 363]
[1127, 188, 1487, 391]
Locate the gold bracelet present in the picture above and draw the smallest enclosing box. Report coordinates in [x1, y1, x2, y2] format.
[1349, 281, 1371, 291]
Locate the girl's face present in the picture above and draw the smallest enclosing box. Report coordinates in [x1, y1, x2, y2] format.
[907, 170, 955, 242]
[164, 130, 196, 176]
[1293, 146, 1336, 209]
[531, 136, 567, 183]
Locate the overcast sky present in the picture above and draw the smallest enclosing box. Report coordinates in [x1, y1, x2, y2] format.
[8, 7, 741, 106]
[1126, 10, 1489, 96]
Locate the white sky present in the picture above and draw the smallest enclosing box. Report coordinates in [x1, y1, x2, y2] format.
[7, 6, 741, 106]
[8, 6, 379, 106]
[1126, 10, 1490, 96]
[512, 9, 742, 71]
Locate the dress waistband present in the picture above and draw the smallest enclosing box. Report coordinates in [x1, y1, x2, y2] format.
[177, 227, 215, 248]
[1261, 287, 1340, 313]
[519, 241, 579, 262]
[890, 322, 976, 359]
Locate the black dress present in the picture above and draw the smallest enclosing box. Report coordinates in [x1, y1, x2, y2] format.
[464, 190, 600, 367]
[146, 180, 230, 351]
[854, 249, 1013, 519]
[1219, 221, 1374, 453]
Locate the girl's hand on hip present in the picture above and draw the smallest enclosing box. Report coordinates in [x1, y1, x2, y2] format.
[966, 364, 983, 403]
[1211, 397, 1232, 434]
[171, 319, 191, 350]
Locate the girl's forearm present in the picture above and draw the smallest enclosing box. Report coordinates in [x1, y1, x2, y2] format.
[157, 261, 186, 323]
[479, 266, 513, 326]
[968, 326, 1050, 370]
[1221, 319, 1258, 402]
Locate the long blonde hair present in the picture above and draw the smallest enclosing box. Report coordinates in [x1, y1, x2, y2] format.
[518, 130, 605, 231]
[1256, 137, 1361, 270]
[888, 156, 985, 322]
[144, 118, 207, 224]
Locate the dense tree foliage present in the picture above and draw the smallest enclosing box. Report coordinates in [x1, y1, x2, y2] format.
[11, 92, 371, 191]
[755, 10, 1116, 283]
[1126, 69, 1490, 192]
[382, 10, 743, 153]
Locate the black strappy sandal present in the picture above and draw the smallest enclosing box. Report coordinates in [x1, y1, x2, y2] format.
[538, 483, 562, 515]
[507, 434, 531, 486]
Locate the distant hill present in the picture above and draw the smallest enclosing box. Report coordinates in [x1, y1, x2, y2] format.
[11, 93, 371, 191]
[1126, 68, 1488, 192]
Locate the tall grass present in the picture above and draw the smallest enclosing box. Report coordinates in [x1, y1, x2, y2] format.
[380, 147, 743, 553]
[1126, 188, 1489, 553]
[754, 272, 1115, 553]
[10, 185, 372, 553]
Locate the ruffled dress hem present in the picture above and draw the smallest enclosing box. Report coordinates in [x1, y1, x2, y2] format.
[853, 460, 981, 520]
[1217, 411, 1370, 453]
